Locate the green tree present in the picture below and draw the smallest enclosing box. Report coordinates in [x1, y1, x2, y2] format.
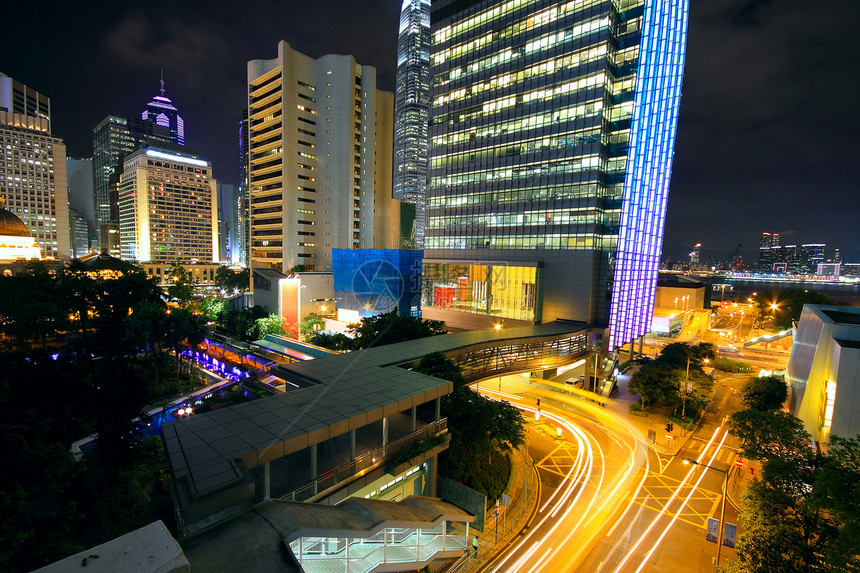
[299, 313, 324, 338]
[628, 363, 682, 408]
[414, 351, 467, 388]
[729, 409, 812, 468]
[305, 331, 354, 351]
[349, 309, 446, 349]
[738, 376, 788, 411]
[756, 289, 841, 330]
[166, 261, 193, 303]
[253, 313, 286, 339]
[440, 387, 525, 499]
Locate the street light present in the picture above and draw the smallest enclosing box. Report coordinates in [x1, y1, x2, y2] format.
[683, 458, 729, 572]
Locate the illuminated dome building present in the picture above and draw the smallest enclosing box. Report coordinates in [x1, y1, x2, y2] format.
[0, 196, 42, 262]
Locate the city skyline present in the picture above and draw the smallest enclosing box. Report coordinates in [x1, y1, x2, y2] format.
[1, 0, 858, 261]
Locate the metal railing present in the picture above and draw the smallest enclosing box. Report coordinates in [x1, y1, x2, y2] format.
[279, 418, 448, 503]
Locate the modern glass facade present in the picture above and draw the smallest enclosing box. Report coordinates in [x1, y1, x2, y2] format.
[393, 0, 432, 248]
[425, 0, 688, 348]
[422, 261, 539, 322]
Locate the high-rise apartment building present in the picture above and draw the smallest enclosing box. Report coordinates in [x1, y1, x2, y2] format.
[393, 0, 432, 248]
[423, 0, 688, 349]
[0, 110, 70, 259]
[141, 77, 185, 146]
[758, 231, 780, 272]
[247, 41, 401, 274]
[117, 148, 217, 263]
[0, 73, 51, 133]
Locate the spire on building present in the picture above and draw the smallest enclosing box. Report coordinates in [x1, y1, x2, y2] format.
[160, 69, 165, 97]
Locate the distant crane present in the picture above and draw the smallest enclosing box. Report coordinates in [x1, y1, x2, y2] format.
[726, 243, 743, 269]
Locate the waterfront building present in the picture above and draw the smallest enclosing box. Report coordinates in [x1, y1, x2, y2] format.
[117, 148, 217, 263]
[0, 110, 69, 259]
[758, 231, 780, 272]
[423, 0, 689, 350]
[0, 72, 51, 133]
[141, 75, 185, 145]
[393, 0, 432, 248]
[246, 41, 402, 275]
[800, 243, 825, 274]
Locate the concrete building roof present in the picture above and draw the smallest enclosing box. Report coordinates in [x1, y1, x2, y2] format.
[820, 307, 860, 326]
[163, 321, 585, 505]
[34, 521, 189, 573]
[180, 496, 473, 572]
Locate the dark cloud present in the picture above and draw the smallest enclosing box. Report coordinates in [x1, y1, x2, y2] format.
[666, 0, 860, 262]
[1, 0, 857, 261]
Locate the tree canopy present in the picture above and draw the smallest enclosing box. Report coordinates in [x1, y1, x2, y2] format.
[725, 406, 860, 572]
[754, 289, 842, 330]
[738, 376, 788, 411]
[627, 342, 715, 409]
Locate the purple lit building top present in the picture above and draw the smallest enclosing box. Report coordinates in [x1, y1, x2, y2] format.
[141, 77, 185, 145]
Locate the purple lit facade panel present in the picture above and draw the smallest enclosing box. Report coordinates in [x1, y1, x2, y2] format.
[609, 0, 689, 350]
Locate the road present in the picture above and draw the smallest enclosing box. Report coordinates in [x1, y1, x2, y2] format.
[474, 371, 747, 572]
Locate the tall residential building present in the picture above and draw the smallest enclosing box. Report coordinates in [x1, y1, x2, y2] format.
[118, 148, 217, 263]
[758, 231, 780, 272]
[247, 41, 401, 274]
[141, 77, 186, 145]
[392, 0, 432, 248]
[423, 0, 688, 349]
[237, 109, 250, 266]
[92, 116, 175, 254]
[0, 73, 51, 133]
[0, 110, 70, 258]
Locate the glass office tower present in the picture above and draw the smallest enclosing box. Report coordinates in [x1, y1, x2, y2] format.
[423, 0, 688, 349]
[393, 0, 432, 248]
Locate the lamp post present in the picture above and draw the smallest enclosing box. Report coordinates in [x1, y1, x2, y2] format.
[674, 297, 679, 310]
[683, 458, 729, 572]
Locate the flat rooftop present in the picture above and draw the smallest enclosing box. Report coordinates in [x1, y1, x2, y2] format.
[820, 307, 860, 326]
[163, 321, 586, 507]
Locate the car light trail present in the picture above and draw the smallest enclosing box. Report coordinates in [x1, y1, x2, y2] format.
[611, 425, 729, 573]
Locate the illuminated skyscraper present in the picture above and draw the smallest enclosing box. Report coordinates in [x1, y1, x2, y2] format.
[92, 116, 174, 255]
[0, 110, 70, 259]
[423, 0, 688, 351]
[141, 74, 185, 145]
[118, 148, 217, 263]
[392, 0, 431, 247]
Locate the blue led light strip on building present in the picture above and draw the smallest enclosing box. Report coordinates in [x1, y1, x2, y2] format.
[609, 0, 689, 351]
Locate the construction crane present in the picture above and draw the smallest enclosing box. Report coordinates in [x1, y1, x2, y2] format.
[726, 243, 743, 269]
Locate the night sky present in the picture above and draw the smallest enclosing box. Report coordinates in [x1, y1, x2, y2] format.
[2, 0, 857, 263]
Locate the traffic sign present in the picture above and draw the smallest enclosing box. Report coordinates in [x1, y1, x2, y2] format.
[735, 458, 744, 467]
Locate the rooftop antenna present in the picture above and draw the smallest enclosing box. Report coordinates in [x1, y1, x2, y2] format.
[160, 69, 165, 97]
